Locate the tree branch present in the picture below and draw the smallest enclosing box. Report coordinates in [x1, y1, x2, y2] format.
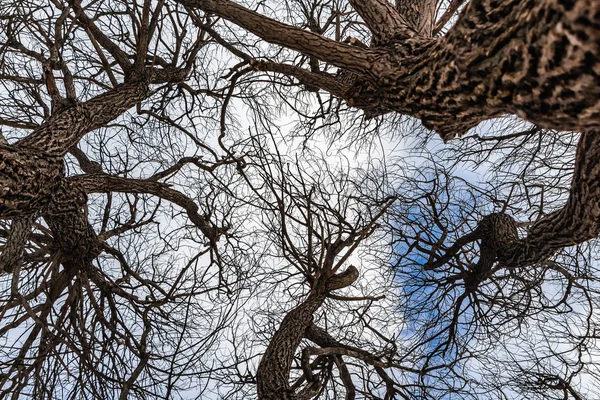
[15, 80, 150, 155]
[72, 173, 225, 243]
[178, 0, 600, 140]
[433, 0, 466, 34]
[0, 217, 33, 273]
[176, 0, 372, 75]
[394, 0, 437, 37]
[347, 0, 408, 43]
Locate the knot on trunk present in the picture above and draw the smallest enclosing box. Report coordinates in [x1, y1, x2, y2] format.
[326, 265, 359, 291]
[465, 213, 519, 291]
[477, 213, 519, 258]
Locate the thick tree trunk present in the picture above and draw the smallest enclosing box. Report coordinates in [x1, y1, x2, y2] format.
[0, 81, 150, 222]
[256, 266, 358, 400]
[256, 290, 326, 400]
[427, 132, 600, 279]
[179, 0, 600, 140]
[0, 217, 33, 273]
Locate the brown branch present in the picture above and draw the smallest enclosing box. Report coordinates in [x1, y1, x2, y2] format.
[72, 173, 225, 243]
[430, 133, 600, 274]
[67, 0, 132, 72]
[69, 146, 104, 174]
[251, 61, 351, 98]
[433, 0, 466, 35]
[394, 0, 437, 37]
[15, 80, 150, 155]
[0, 217, 33, 273]
[0, 118, 39, 130]
[177, 0, 600, 140]
[176, 0, 372, 75]
[347, 0, 409, 43]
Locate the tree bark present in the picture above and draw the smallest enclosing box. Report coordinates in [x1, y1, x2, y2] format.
[256, 266, 358, 400]
[179, 0, 600, 140]
[426, 132, 600, 280]
[15, 81, 149, 156]
[394, 0, 437, 36]
[0, 217, 33, 273]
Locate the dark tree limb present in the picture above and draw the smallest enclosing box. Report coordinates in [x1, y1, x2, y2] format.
[433, 0, 466, 34]
[72, 173, 226, 243]
[346, 0, 408, 43]
[428, 132, 600, 280]
[15, 80, 150, 155]
[176, 0, 372, 75]
[256, 265, 359, 400]
[395, 0, 437, 36]
[180, 0, 600, 140]
[0, 217, 33, 273]
[250, 61, 351, 98]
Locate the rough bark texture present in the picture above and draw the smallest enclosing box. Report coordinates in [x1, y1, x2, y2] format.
[395, 0, 437, 36]
[256, 266, 359, 400]
[426, 132, 600, 285]
[15, 81, 149, 156]
[498, 132, 600, 267]
[0, 145, 64, 218]
[180, 0, 600, 140]
[0, 217, 33, 273]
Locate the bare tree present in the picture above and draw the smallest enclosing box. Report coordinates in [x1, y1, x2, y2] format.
[0, 1, 242, 397]
[1, 0, 600, 399]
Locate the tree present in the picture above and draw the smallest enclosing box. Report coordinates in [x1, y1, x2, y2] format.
[0, 1, 240, 397]
[0, 0, 599, 399]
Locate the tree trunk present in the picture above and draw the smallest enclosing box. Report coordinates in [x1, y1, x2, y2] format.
[179, 0, 600, 140]
[256, 266, 359, 399]
[256, 290, 327, 400]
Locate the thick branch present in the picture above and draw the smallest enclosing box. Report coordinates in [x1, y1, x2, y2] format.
[394, 0, 437, 36]
[0, 145, 64, 218]
[347, 0, 408, 43]
[15, 80, 149, 155]
[72, 173, 224, 242]
[358, 0, 600, 139]
[177, 0, 372, 75]
[251, 61, 351, 98]
[0, 217, 33, 273]
[256, 266, 359, 399]
[257, 291, 326, 400]
[501, 132, 600, 267]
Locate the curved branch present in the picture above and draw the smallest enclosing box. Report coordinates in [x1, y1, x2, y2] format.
[178, 0, 600, 140]
[72, 173, 225, 243]
[256, 265, 359, 399]
[430, 133, 600, 276]
[251, 61, 352, 98]
[347, 0, 408, 43]
[176, 0, 372, 75]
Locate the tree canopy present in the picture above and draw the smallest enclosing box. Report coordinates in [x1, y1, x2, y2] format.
[0, 0, 599, 399]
